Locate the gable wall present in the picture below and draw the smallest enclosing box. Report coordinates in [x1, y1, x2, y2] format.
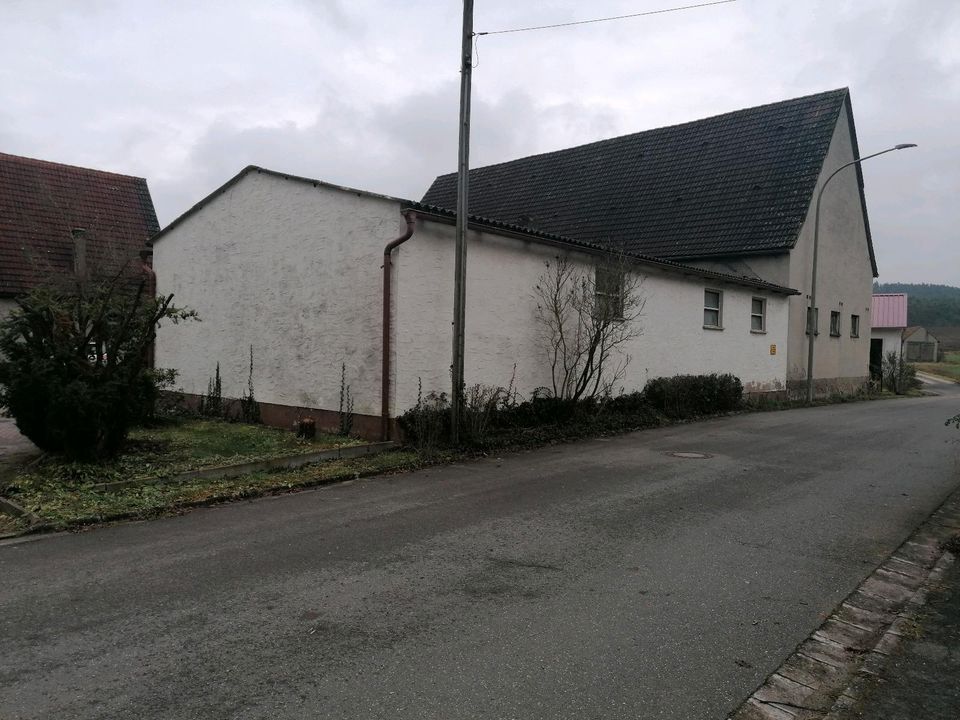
[687, 100, 875, 393]
[391, 219, 790, 415]
[784, 98, 874, 390]
[153, 171, 405, 417]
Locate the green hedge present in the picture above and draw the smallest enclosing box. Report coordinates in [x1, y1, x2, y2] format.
[399, 373, 744, 449]
[642, 373, 743, 419]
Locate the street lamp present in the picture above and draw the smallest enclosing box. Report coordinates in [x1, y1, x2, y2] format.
[805, 143, 917, 402]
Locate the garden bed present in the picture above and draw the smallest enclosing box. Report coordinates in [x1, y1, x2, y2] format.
[0, 418, 399, 532]
[23, 418, 364, 487]
[4, 448, 426, 531]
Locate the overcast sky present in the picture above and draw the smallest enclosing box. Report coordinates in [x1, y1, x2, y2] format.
[1, 0, 957, 284]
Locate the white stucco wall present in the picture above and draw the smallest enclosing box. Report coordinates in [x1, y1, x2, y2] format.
[391, 218, 790, 414]
[872, 328, 903, 359]
[782, 99, 874, 387]
[154, 170, 790, 424]
[153, 170, 406, 416]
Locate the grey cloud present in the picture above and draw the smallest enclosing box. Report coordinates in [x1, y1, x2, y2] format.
[2, 0, 958, 283]
[152, 83, 620, 224]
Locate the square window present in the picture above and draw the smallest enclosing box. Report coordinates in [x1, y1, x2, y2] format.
[704, 289, 722, 328]
[751, 297, 766, 332]
[830, 310, 841, 337]
[850, 314, 860, 338]
[594, 267, 625, 320]
[806, 306, 819, 335]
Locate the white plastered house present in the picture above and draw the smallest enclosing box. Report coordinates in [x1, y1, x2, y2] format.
[151, 167, 796, 439]
[153, 88, 889, 438]
[423, 88, 880, 396]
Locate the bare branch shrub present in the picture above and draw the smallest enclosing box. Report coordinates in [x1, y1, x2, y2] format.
[533, 253, 645, 401]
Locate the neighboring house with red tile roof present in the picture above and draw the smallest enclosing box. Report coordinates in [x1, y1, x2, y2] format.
[0, 152, 159, 320]
[425, 88, 879, 394]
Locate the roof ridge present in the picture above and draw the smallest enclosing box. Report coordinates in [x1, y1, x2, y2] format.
[0, 151, 148, 183]
[432, 88, 849, 180]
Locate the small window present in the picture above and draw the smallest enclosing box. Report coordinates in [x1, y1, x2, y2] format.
[751, 297, 766, 333]
[806, 306, 819, 336]
[594, 267, 625, 320]
[704, 289, 722, 328]
[830, 311, 841, 337]
[850, 314, 860, 338]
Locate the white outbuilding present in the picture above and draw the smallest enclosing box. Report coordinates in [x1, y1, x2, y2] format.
[151, 167, 795, 439]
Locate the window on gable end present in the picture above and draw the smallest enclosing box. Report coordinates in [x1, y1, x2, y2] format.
[830, 310, 841, 337]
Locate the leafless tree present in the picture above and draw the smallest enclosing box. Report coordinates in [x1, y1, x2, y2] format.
[533, 253, 646, 401]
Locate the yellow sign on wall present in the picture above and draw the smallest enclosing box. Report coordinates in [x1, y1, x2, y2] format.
[770, 344, 777, 355]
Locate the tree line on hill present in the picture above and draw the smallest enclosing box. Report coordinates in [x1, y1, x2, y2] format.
[874, 282, 960, 327]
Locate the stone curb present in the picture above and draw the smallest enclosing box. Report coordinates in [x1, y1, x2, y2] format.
[820, 550, 956, 719]
[0, 494, 44, 525]
[0, 495, 47, 540]
[89, 441, 397, 492]
[727, 487, 960, 720]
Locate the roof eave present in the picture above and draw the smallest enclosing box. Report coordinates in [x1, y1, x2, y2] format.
[406, 205, 799, 297]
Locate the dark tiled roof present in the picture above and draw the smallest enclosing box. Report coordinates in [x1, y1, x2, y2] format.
[0, 152, 159, 296]
[407, 201, 798, 296]
[423, 89, 858, 263]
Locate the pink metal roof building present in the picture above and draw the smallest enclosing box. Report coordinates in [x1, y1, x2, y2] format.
[871, 293, 908, 329]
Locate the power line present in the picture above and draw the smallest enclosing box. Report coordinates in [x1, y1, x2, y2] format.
[476, 0, 738, 36]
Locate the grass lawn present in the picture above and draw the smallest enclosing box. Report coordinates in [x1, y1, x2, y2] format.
[25, 417, 363, 487]
[0, 417, 406, 532]
[915, 351, 960, 382]
[5, 448, 426, 531]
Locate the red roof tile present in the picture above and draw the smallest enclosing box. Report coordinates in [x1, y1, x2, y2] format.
[0, 152, 159, 297]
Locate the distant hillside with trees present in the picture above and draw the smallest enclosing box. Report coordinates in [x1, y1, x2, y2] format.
[874, 283, 960, 327]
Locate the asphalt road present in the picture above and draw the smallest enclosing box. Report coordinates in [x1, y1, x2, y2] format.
[2, 385, 959, 720]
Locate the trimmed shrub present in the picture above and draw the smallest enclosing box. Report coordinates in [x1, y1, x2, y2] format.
[495, 390, 580, 428]
[643, 373, 743, 419]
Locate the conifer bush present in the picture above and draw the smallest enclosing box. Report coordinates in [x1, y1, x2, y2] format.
[0, 281, 195, 461]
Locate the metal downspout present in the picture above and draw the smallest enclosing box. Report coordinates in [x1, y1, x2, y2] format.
[381, 211, 417, 440]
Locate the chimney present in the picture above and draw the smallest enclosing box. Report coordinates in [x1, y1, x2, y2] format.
[71, 228, 87, 279]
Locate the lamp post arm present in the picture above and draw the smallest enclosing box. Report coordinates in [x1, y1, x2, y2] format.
[817, 146, 900, 205]
[804, 143, 916, 403]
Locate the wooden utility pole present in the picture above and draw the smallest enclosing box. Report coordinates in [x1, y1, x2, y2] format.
[451, 0, 473, 444]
